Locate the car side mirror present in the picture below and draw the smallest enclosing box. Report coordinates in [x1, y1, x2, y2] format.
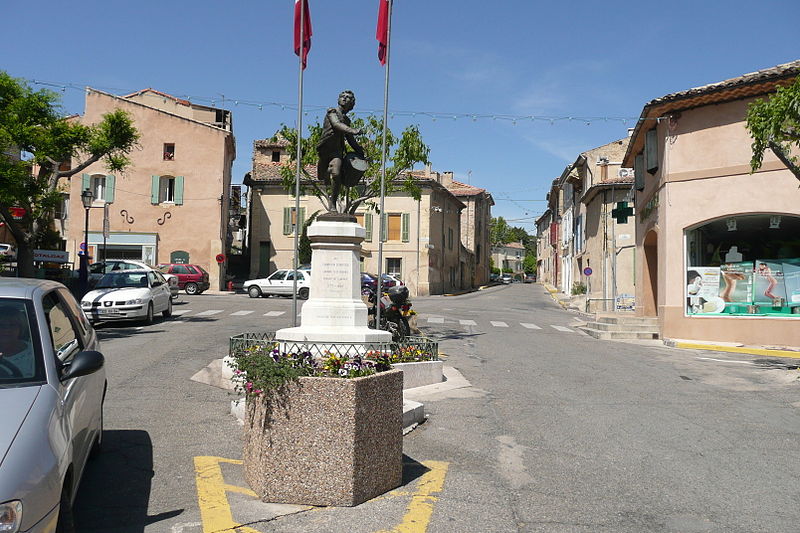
[60, 350, 105, 382]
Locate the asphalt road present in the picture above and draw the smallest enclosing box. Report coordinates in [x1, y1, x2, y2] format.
[73, 284, 800, 532]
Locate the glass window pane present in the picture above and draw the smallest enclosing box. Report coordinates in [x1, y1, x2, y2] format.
[0, 300, 42, 382]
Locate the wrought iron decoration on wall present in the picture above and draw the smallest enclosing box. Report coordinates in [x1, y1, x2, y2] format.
[157, 212, 172, 225]
[120, 209, 134, 224]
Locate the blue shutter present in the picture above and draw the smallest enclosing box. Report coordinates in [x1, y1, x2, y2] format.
[151, 176, 160, 204]
[401, 213, 410, 242]
[82, 173, 90, 193]
[174, 176, 184, 205]
[365, 213, 373, 241]
[645, 129, 659, 174]
[283, 207, 292, 235]
[298, 207, 306, 231]
[105, 175, 115, 203]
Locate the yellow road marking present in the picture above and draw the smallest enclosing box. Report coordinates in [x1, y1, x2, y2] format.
[376, 460, 450, 533]
[675, 342, 800, 359]
[194, 457, 449, 533]
[194, 456, 261, 533]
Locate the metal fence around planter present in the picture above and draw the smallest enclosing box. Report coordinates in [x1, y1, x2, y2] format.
[229, 332, 438, 362]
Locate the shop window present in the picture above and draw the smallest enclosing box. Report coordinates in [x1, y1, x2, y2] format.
[684, 214, 800, 317]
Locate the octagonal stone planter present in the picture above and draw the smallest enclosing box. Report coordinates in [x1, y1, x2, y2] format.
[242, 368, 403, 507]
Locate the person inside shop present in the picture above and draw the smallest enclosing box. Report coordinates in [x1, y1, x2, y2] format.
[0, 305, 34, 378]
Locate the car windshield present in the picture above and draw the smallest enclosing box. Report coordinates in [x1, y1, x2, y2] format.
[0, 299, 44, 386]
[96, 272, 150, 289]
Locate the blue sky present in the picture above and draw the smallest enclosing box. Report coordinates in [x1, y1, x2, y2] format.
[2, 0, 798, 231]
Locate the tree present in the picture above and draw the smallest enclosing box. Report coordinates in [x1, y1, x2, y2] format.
[276, 115, 430, 214]
[0, 72, 139, 277]
[746, 75, 800, 182]
[489, 216, 510, 248]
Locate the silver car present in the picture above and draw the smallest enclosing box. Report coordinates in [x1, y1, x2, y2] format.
[0, 279, 106, 533]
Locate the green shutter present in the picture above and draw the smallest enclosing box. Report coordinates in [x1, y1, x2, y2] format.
[634, 154, 645, 191]
[645, 129, 658, 174]
[174, 176, 184, 205]
[401, 213, 410, 242]
[298, 207, 306, 231]
[151, 176, 160, 204]
[283, 207, 292, 235]
[365, 213, 373, 241]
[381, 213, 388, 242]
[82, 173, 90, 192]
[105, 175, 115, 203]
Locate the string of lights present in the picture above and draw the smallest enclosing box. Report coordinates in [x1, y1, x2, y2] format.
[29, 78, 663, 126]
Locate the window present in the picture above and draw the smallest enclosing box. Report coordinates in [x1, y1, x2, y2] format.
[172, 265, 191, 275]
[283, 207, 306, 235]
[271, 150, 280, 162]
[164, 143, 175, 161]
[386, 258, 401, 277]
[82, 173, 115, 202]
[151, 175, 184, 205]
[388, 214, 402, 241]
[380, 213, 410, 242]
[91, 175, 105, 202]
[355, 213, 374, 241]
[43, 292, 82, 363]
[54, 194, 69, 220]
[448, 228, 454, 250]
[0, 299, 43, 383]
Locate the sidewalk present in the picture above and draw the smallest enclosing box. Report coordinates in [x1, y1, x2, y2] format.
[663, 338, 800, 359]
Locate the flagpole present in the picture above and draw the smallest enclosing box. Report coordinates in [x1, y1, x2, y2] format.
[292, 0, 306, 328]
[376, 0, 392, 329]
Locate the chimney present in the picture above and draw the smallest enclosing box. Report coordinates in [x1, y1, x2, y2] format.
[424, 163, 432, 177]
[442, 171, 454, 187]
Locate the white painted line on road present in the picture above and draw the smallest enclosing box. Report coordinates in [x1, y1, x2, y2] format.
[135, 327, 144, 330]
[520, 323, 542, 329]
[551, 325, 575, 332]
[490, 321, 508, 328]
[428, 317, 445, 324]
[172, 309, 192, 316]
[264, 311, 285, 317]
[696, 357, 754, 365]
[459, 319, 477, 326]
[195, 310, 224, 316]
[230, 310, 254, 316]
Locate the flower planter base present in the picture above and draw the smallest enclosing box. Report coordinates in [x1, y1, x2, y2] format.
[243, 369, 403, 506]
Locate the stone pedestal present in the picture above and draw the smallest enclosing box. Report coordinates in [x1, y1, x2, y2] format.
[276, 217, 391, 344]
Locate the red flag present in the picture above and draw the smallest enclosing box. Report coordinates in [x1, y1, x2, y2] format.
[294, 0, 312, 69]
[376, 0, 389, 65]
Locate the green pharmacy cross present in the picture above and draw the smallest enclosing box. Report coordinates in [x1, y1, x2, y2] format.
[611, 202, 634, 224]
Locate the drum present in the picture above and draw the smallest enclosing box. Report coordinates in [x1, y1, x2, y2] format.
[342, 153, 369, 186]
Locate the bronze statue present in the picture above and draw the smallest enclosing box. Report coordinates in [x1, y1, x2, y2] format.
[317, 90, 366, 211]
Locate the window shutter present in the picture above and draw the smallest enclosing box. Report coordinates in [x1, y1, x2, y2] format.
[634, 154, 645, 191]
[381, 213, 388, 242]
[151, 176, 160, 204]
[82, 174, 90, 192]
[645, 129, 658, 174]
[365, 213, 373, 241]
[401, 213, 410, 242]
[174, 176, 184, 205]
[298, 207, 306, 231]
[105, 175, 115, 203]
[283, 207, 292, 235]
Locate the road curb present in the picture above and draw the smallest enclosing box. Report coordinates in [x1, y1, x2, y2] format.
[664, 339, 800, 359]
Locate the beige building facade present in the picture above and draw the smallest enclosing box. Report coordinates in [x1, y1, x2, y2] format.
[245, 138, 490, 296]
[623, 61, 800, 346]
[64, 89, 235, 289]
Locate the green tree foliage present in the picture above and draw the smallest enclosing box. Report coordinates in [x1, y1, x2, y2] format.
[275, 116, 430, 214]
[489, 216, 537, 273]
[746, 76, 800, 182]
[0, 72, 139, 276]
[489, 216, 510, 247]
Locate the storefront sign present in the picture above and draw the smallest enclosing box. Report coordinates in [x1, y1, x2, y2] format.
[615, 293, 635, 311]
[640, 192, 659, 221]
[33, 249, 69, 263]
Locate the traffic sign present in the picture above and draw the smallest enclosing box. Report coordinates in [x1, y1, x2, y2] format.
[215, 253, 226, 264]
[583, 267, 593, 276]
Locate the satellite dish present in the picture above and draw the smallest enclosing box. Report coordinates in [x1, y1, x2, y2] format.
[618, 168, 634, 178]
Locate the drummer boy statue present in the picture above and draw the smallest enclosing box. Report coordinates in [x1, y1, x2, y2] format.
[317, 90, 366, 211]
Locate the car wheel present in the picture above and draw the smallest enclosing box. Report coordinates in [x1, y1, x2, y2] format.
[299, 287, 309, 300]
[248, 286, 262, 298]
[163, 298, 172, 317]
[56, 483, 76, 533]
[144, 302, 154, 325]
[185, 282, 199, 295]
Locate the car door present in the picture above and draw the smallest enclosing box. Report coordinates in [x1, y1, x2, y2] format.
[148, 271, 168, 312]
[171, 264, 190, 288]
[42, 291, 101, 476]
[265, 270, 288, 295]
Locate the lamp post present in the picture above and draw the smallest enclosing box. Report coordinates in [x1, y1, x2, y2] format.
[79, 188, 94, 296]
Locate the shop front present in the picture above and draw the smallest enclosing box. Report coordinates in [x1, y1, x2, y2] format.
[85, 231, 158, 265]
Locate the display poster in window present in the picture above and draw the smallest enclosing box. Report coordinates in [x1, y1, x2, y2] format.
[783, 260, 800, 305]
[686, 267, 723, 314]
[720, 262, 753, 304]
[754, 260, 787, 304]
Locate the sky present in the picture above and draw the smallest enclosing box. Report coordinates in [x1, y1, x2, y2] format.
[2, 0, 799, 232]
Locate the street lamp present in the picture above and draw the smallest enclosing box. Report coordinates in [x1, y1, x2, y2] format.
[79, 188, 94, 295]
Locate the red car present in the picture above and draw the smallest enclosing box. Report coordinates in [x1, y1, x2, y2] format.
[156, 263, 211, 294]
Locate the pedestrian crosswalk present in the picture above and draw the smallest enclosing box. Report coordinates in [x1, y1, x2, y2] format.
[423, 315, 577, 333]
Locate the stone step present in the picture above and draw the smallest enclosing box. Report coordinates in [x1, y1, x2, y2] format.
[596, 315, 659, 326]
[576, 326, 660, 340]
[585, 321, 661, 333]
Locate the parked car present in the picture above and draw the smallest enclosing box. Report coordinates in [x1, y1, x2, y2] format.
[0, 278, 106, 533]
[81, 269, 172, 324]
[380, 273, 403, 288]
[0, 243, 16, 262]
[500, 273, 513, 284]
[361, 272, 378, 292]
[524, 274, 536, 283]
[156, 263, 210, 295]
[75, 260, 180, 298]
[244, 268, 311, 299]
